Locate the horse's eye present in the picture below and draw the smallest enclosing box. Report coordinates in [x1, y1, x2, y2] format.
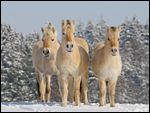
[51, 39, 54, 41]
[62, 32, 65, 35]
[108, 38, 109, 41]
[42, 38, 44, 41]
[73, 33, 75, 35]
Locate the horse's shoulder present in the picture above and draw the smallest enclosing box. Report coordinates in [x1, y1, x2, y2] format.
[56, 46, 63, 60]
[75, 37, 87, 43]
[75, 37, 89, 53]
[94, 42, 104, 53]
[33, 40, 43, 47]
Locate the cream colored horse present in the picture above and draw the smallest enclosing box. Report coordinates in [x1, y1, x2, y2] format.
[92, 26, 122, 107]
[32, 22, 60, 102]
[56, 20, 89, 106]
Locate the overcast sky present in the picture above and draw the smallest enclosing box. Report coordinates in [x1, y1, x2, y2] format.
[1, 1, 149, 38]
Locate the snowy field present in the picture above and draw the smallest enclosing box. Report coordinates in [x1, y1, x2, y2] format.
[1, 101, 149, 112]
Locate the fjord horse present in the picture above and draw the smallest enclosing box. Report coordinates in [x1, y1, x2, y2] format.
[32, 22, 60, 102]
[56, 20, 89, 106]
[92, 26, 122, 107]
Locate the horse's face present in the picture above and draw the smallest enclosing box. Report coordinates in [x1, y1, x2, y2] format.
[41, 23, 57, 58]
[106, 26, 121, 56]
[62, 20, 75, 52]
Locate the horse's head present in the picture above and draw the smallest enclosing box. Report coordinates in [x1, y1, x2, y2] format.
[106, 26, 121, 56]
[41, 22, 57, 58]
[62, 19, 75, 52]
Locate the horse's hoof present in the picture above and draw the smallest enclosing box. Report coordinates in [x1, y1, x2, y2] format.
[46, 100, 50, 103]
[84, 100, 88, 105]
[62, 103, 67, 107]
[99, 104, 105, 107]
[110, 104, 115, 107]
[75, 102, 80, 106]
[41, 100, 45, 103]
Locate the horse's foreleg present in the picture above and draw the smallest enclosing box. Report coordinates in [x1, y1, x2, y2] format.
[108, 80, 117, 107]
[61, 76, 68, 107]
[57, 75, 62, 97]
[74, 76, 81, 106]
[99, 79, 106, 106]
[68, 75, 74, 103]
[46, 75, 51, 102]
[81, 72, 88, 104]
[39, 75, 46, 102]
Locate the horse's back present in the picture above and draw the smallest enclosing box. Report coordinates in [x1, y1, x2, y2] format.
[94, 41, 104, 53]
[75, 37, 89, 54]
[78, 46, 89, 76]
[75, 37, 89, 72]
[32, 40, 43, 69]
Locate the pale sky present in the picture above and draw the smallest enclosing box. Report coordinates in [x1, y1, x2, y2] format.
[1, 1, 149, 38]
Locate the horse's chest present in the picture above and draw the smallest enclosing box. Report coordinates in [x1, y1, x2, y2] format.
[38, 61, 55, 75]
[61, 62, 79, 76]
[98, 59, 122, 80]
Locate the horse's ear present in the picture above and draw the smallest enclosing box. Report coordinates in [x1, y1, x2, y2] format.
[62, 20, 65, 27]
[72, 20, 75, 25]
[48, 22, 51, 30]
[118, 26, 122, 32]
[107, 26, 110, 32]
[41, 27, 44, 33]
[52, 27, 55, 33]
[48, 22, 51, 26]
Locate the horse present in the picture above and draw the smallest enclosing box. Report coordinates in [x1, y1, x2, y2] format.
[32, 22, 60, 102]
[56, 20, 89, 106]
[91, 26, 122, 107]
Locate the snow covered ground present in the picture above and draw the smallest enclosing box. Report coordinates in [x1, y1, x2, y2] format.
[1, 101, 149, 112]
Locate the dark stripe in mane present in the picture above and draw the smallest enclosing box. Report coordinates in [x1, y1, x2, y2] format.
[110, 26, 117, 31]
[66, 19, 71, 25]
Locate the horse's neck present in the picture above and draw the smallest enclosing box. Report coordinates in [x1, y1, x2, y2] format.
[42, 53, 55, 62]
[51, 40, 59, 53]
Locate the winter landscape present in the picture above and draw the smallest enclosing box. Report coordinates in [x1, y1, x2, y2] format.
[1, 16, 149, 112]
[1, 102, 149, 112]
[1, 1, 149, 112]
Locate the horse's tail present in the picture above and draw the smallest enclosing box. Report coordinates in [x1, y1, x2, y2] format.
[80, 80, 83, 103]
[36, 78, 40, 99]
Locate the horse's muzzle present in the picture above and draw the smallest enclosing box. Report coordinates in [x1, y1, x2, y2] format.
[111, 48, 117, 56]
[43, 48, 50, 57]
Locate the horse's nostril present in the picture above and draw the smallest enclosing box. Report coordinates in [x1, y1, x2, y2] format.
[71, 44, 73, 48]
[112, 49, 114, 52]
[46, 50, 49, 54]
[112, 49, 117, 52]
[66, 44, 69, 48]
[43, 49, 49, 55]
